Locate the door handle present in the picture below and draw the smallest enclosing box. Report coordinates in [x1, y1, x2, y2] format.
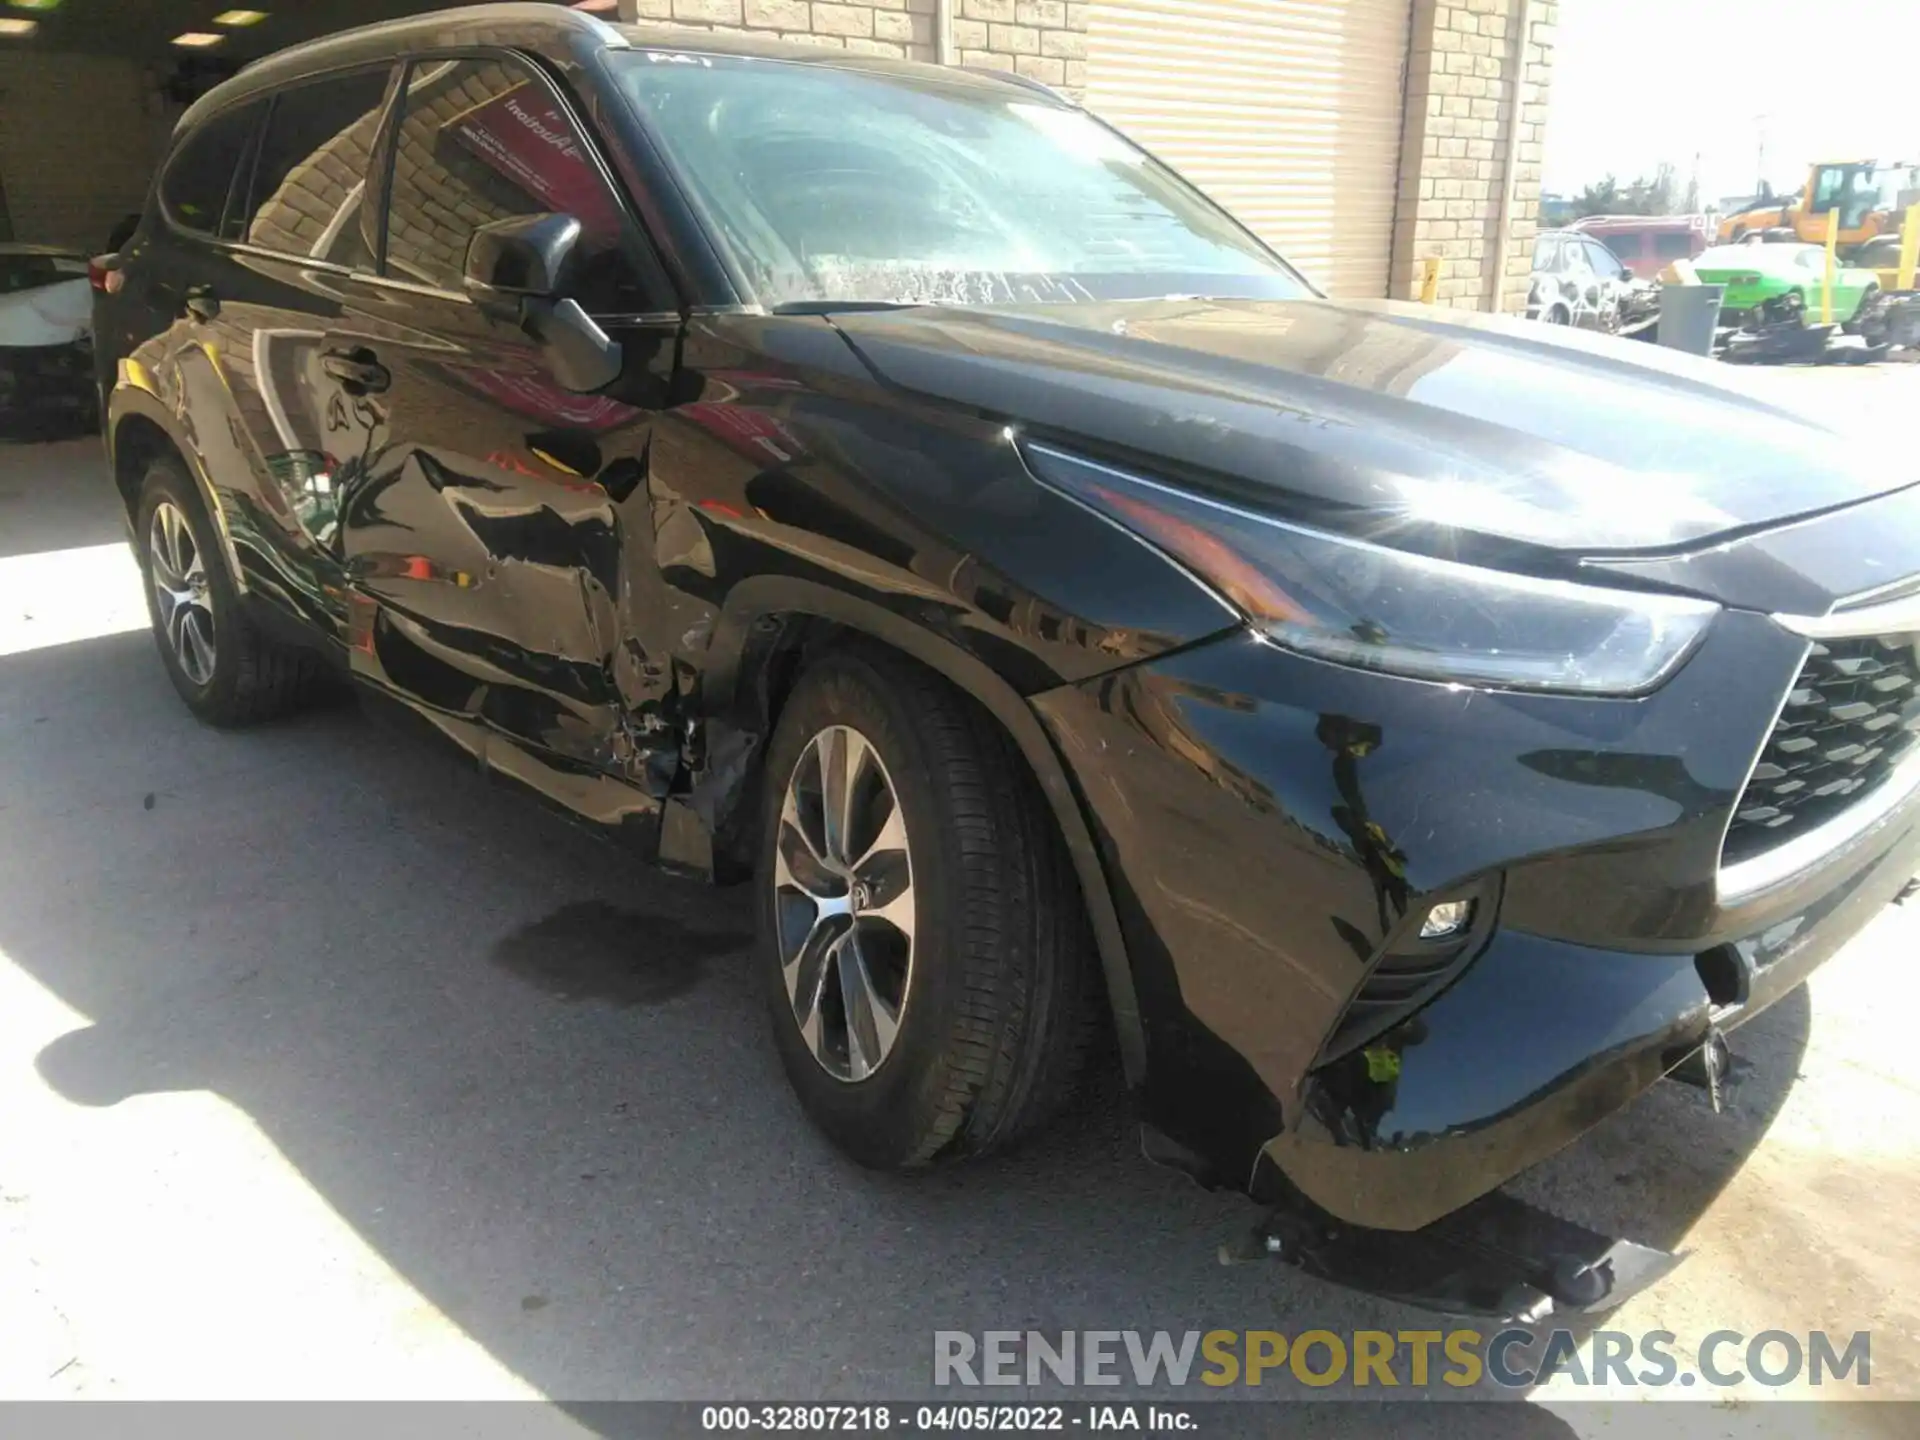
[321, 347, 391, 396]
[183, 287, 220, 322]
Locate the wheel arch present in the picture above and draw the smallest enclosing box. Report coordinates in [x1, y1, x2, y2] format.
[701, 575, 1147, 1085]
[107, 392, 249, 595]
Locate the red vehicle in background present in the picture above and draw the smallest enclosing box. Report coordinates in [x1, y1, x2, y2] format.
[1568, 214, 1712, 279]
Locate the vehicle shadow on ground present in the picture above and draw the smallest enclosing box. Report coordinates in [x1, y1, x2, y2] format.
[1, 629, 1805, 1426]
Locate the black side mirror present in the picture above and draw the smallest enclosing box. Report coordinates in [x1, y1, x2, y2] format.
[466, 213, 581, 298]
[464, 214, 623, 395]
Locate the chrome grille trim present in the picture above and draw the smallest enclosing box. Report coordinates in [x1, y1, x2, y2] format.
[1720, 745, 1920, 902]
[1774, 592, 1920, 639]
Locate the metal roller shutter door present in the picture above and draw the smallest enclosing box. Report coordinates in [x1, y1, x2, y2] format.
[1086, 0, 1412, 299]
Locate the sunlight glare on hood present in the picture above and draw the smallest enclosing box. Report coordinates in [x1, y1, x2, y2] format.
[1388, 463, 1740, 550]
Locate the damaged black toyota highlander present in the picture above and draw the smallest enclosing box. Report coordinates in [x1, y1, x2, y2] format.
[96, 6, 1920, 1318]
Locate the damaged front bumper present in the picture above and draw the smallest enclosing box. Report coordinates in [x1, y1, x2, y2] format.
[1261, 807, 1919, 1235]
[1033, 607, 1920, 1288]
[1221, 1188, 1685, 1323]
[1221, 818, 1918, 1319]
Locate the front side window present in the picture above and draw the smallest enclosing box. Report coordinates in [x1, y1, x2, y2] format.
[610, 53, 1308, 307]
[244, 67, 395, 268]
[1654, 231, 1695, 259]
[162, 101, 266, 238]
[382, 56, 652, 311]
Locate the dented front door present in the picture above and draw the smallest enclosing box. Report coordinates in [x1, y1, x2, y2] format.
[332, 52, 685, 822]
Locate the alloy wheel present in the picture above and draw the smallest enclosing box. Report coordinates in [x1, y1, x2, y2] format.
[148, 500, 216, 686]
[771, 724, 916, 1082]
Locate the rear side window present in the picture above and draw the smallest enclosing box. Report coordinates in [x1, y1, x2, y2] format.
[244, 68, 395, 268]
[382, 57, 653, 311]
[162, 101, 266, 238]
[1532, 236, 1560, 269]
[1654, 231, 1695, 259]
[1597, 230, 1642, 258]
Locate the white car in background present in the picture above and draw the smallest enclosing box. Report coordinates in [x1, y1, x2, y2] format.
[0, 245, 96, 435]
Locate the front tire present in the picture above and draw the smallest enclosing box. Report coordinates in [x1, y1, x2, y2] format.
[755, 647, 1096, 1169]
[136, 457, 321, 725]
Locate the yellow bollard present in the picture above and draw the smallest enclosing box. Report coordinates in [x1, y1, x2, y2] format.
[1899, 202, 1920, 293]
[1822, 210, 1840, 324]
[1419, 256, 1441, 304]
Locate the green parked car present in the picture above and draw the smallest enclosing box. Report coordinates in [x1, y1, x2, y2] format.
[1692, 243, 1880, 323]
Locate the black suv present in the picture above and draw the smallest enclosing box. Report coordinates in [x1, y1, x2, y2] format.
[96, 4, 1920, 1310]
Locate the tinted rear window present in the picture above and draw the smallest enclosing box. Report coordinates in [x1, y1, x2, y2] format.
[163, 101, 265, 237]
[243, 68, 394, 267]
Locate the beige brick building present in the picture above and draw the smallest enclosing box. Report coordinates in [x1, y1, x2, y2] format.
[617, 0, 1556, 310]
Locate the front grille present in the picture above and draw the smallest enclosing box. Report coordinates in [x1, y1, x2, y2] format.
[1724, 635, 1920, 866]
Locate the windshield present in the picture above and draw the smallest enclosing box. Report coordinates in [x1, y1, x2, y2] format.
[610, 52, 1309, 308]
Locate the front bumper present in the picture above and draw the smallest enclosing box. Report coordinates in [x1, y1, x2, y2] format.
[1033, 609, 1918, 1232]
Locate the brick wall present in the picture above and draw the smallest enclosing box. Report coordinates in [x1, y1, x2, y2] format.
[622, 0, 941, 65]
[951, 0, 1087, 92]
[1390, 0, 1556, 312]
[617, 0, 1089, 96]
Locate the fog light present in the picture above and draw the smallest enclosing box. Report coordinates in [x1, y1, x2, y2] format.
[1419, 900, 1474, 939]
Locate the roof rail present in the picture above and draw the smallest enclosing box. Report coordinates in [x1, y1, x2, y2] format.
[959, 66, 1068, 104]
[241, 2, 623, 74]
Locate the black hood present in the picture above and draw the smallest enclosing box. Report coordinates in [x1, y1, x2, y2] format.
[829, 298, 1906, 557]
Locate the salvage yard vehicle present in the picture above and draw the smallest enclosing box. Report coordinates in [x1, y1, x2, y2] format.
[0, 244, 96, 435]
[1692, 242, 1881, 325]
[1525, 229, 1633, 329]
[1719, 159, 1920, 255]
[95, 5, 1920, 1319]
[1568, 213, 1710, 279]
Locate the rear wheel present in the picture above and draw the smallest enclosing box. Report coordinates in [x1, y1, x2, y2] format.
[756, 646, 1097, 1169]
[136, 457, 322, 725]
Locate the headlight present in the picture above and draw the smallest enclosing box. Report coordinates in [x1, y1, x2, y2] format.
[1023, 444, 1717, 696]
